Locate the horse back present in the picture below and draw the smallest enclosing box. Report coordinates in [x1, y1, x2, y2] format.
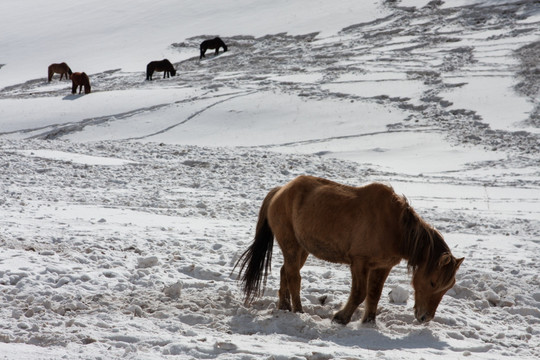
[201, 37, 223, 49]
[200, 39, 213, 49]
[148, 59, 173, 72]
[269, 176, 403, 264]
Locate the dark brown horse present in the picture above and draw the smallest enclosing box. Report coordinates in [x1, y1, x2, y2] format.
[71, 72, 91, 94]
[236, 175, 464, 325]
[200, 37, 228, 59]
[48, 62, 72, 82]
[146, 59, 176, 80]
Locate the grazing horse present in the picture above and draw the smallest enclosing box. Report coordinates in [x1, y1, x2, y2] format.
[71, 72, 91, 94]
[235, 175, 464, 325]
[48, 62, 72, 82]
[200, 37, 228, 59]
[146, 59, 176, 80]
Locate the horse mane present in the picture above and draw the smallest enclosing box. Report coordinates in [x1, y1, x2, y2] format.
[398, 195, 450, 273]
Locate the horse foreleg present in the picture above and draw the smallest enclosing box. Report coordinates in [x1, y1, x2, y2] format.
[200, 49, 206, 59]
[71, 83, 77, 94]
[362, 267, 391, 323]
[333, 261, 368, 325]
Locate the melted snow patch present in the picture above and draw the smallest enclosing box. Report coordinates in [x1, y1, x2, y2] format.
[18, 149, 134, 166]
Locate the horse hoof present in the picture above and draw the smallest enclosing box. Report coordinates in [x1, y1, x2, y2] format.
[332, 312, 351, 325]
[278, 303, 292, 312]
[361, 315, 376, 324]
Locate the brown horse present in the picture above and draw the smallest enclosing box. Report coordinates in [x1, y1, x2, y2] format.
[146, 59, 176, 80]
[48, 62, 72, 82]
[235, 175, 464, 325]
[200, 37, 228, 59]
[71, 72, 91, 94]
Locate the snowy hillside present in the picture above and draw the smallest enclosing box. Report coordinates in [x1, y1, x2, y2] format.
[0, 0, 539, 359]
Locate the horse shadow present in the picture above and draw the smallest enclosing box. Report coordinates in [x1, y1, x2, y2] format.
[62, 94, 85, 100]
[229, 308, 449, 352]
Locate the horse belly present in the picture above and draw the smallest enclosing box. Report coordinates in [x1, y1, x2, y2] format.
[295, 231, 354, 264]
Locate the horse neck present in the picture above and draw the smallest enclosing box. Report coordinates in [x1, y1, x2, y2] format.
[399, 203, 449, 272]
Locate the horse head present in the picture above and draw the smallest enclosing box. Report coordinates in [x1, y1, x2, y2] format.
[216, 37, 227, 52]
[412, 253, 464, 323]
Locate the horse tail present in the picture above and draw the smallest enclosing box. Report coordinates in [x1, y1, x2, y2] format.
[234, 186, 281, 304]
[146, 63, 153, 80]
[48, 65, 53, 82]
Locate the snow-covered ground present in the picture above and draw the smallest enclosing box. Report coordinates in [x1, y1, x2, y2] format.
[1, 0, 539, 359]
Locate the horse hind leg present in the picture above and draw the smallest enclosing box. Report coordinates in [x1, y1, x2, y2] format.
[279, 245, 308, 313]
[278, 266, 292, 311]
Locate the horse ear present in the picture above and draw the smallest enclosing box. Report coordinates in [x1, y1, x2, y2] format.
[438, 253, 452, 267]
[455, 257, 464, 268]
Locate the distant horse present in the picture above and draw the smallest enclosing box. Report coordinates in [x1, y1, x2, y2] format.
[48, 62, 72, 82]
[71, 72, 91, 94]
[146, 59, 176, 80]
[200, 37, 227, 59]
[235, 175, 464, 325]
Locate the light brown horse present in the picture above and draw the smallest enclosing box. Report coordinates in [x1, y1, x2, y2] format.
[48, 62, 72, 82]
[71, 72, 91, 94]
[236, 175, 464, 325]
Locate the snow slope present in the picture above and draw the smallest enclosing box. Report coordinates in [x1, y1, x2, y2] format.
[1, 0, 539, 359]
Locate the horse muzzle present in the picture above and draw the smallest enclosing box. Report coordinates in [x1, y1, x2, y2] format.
[414, 308, 434, 323]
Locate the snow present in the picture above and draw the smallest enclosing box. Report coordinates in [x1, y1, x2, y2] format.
[1, 0, 539, 359]
[440, 76, 535, 133]
[17, 150, 134, 166]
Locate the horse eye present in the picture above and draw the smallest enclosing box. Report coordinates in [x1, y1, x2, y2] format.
[430, 281, 436, 288]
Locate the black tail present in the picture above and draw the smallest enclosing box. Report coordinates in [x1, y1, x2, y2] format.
[234, 187, 280, 304]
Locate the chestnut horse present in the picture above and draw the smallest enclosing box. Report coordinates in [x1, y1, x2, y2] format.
[48, 62, 72, 82]
[71, 72, 91, 94]
[146, 59, 176, 80]
[235, 175, 464, 325]
[200, 37, 228, 59]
